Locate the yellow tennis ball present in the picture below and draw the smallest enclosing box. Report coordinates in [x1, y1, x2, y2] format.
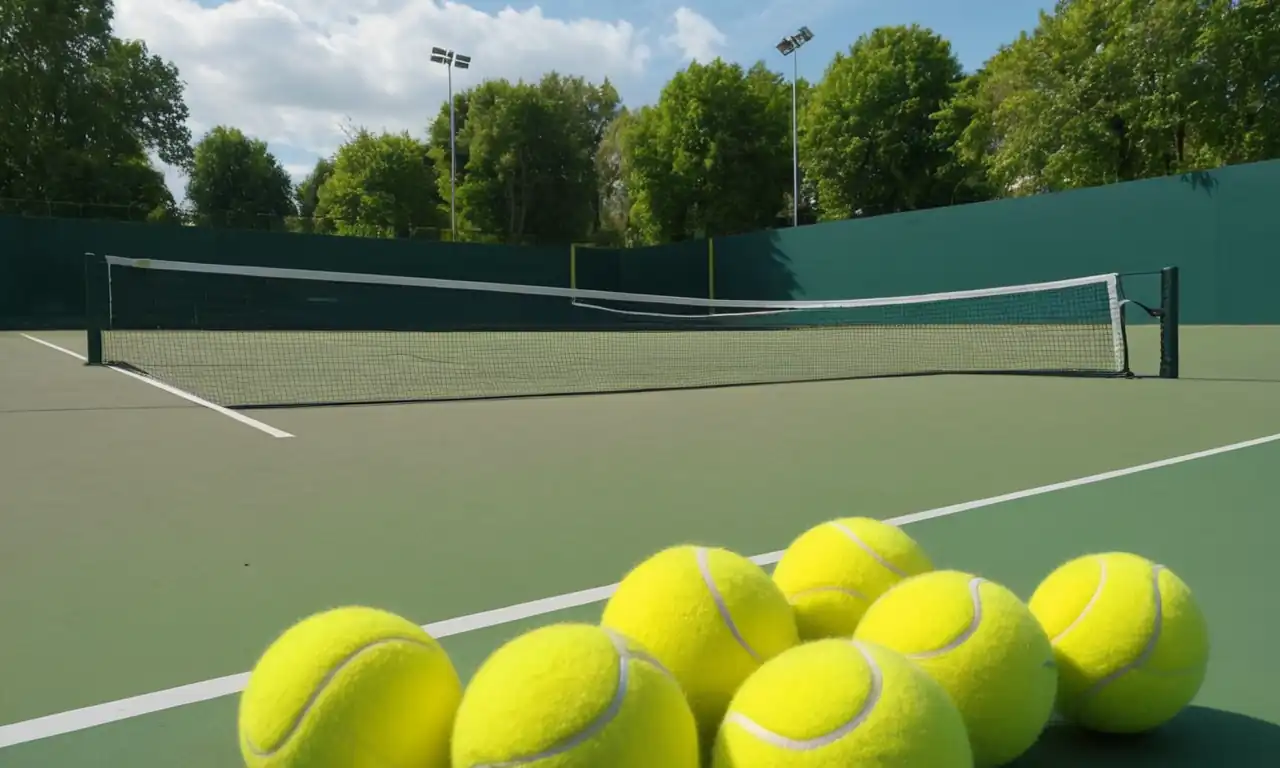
[714, 638, 973, 767]
[238, 605, 461, 768]
[853, 571, 1057, 768]
[601, 545, 800, 741]
[451, 623, 699, 768]
[772, 517, 934, 640]
[1028, 552, 1209, 734]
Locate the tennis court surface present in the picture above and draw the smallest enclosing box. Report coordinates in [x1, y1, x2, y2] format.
[3, 314, 1280, 765]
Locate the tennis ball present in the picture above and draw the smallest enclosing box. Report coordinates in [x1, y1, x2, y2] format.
[451, 623, 699, 768]
[714, 638, 973, 767]
[601, 545, 799, 741]
[1028, 552, 1209, 734]
[772, 517, 933, 640]
[238, 605, 462, 768]
[853, 571, 1057, 767]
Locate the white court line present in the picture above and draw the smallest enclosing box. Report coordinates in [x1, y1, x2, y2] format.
[2, 428, 1279, 749]
[19, 334, 294, 439]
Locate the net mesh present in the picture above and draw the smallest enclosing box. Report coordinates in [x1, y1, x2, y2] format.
[93, 256, 1129, 407]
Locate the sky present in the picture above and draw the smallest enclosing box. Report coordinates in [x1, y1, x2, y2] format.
[111, 0, 1055, 200]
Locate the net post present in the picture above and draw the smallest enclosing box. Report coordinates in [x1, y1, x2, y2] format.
[569, 243, 577, 292]
[1159, 266, 1180, 379]
[707, 237, 716, 315]
[84, 252, 107, 364]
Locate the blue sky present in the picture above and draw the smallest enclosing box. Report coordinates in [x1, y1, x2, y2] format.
[114, 0, 1054, 198]
[454, 0, 1052, 89]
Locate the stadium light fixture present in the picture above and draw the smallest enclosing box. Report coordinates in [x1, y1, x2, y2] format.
[776, 26, 813, 227]
[430, 47, 472, 240]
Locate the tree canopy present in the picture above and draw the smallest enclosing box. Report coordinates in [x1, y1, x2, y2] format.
[434, 74, 619, 244]
[801, 25, 970, 220]
[624, 59, 793, 243]
[5, 0, 1278, 241]
[186, 126, 295, 229]
[315, 129, 443, 238]
[953, 0, 1280, 196]
[0, 0, 191, 220]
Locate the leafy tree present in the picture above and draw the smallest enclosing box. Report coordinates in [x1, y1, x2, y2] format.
[315, 129, 443, 238]
[185, 126, 295, 229]
[0, 0, 191, 219]
[624, 59, 791, 243]
[930, 71, 998, 204]
[1166, 0, 1280, 165]
[961, 0, 1280, 196]
[801, 25, 972, 220]
[441, 74, 620, 244]
[594, 110, 635, 245]
[293, 157, 335, 233]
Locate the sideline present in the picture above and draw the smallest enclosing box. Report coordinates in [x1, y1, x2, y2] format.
[20, 333, 294, 439]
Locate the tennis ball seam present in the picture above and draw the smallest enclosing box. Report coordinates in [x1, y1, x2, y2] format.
[1047, 559, 1110, 646]
[696, 547, 762, 662]
[467, 628, 672, 768]
[243, 635, 441, 758]
[831, 521, 911, 577]
[907, 577, 984, 659]
[1057, 561, 1191, 700]
[721, 640, 883, 751]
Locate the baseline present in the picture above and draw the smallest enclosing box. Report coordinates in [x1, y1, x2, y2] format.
[2, 428, 1278, 749]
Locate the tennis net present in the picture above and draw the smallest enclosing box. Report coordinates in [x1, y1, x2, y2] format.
[87, 255, 1133, 407]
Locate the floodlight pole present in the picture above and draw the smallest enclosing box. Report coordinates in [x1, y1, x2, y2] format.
[777, 27, 813, 228]
[791, 51, 799, 227]
[430, 47, 472, 240]
[448, 63, 455, 238]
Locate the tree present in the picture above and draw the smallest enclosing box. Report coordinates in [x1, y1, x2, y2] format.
[961, 0, 1280, 197]
[624, 59, 791, 243]
[185, 126, 295, 229]
[315, 129, 444, 238]
[594, 110, 634, 245]
[0, 0, 191, 219]
[294, 157, 335, 233]
[930, 70, 998, 204]
[442, 73, 620, 244]
[801, 25, 972, 220]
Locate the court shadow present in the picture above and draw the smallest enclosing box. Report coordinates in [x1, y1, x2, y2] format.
[709, 228, 800, 301]
[1014, 707, 1280, 767]
[0, 405, 193, 414]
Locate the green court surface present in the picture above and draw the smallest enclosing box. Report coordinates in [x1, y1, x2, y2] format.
[2, 325, 1279, 766]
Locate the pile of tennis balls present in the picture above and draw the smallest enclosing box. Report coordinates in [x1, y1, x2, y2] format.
[237, 517, 1210, 768]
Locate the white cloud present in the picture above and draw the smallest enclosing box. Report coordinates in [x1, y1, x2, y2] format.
[112, 0, 654, 174]
[665, 7, 726, 62]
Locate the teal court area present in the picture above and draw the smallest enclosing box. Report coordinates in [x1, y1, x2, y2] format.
[1, 323, 1279, 767]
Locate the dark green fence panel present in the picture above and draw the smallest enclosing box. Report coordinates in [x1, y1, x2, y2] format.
[618, 240, 710, 299]
[5, 159, 1280, 329]
[1214, 162, 1280, 325]
[0, 216, 88, 328]
[571, 245, 622, 293]
[81, 220, 573, 285]
[716, 167, 1240, 324]
[711, 230, 801, 302]
[574, 241, 710, 299]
